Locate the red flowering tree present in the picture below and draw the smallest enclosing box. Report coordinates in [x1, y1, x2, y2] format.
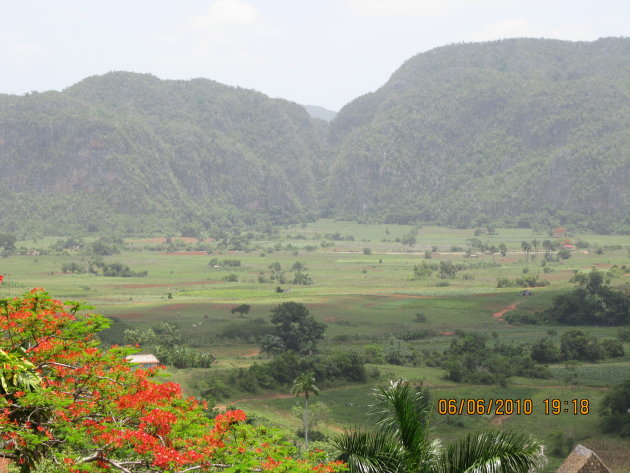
[0, 283, 346, 473]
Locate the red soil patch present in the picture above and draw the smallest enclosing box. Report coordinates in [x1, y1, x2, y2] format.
[492, 301, 521, 319]
[388, 294, 433, 299]
[160, 251, 208, 256]
[323, 317, 337, 323]
[497, 258, 518, 263]
[439, 331, 455, 336]
[163, 304, 190, 311]
[242, 349, 261, 358]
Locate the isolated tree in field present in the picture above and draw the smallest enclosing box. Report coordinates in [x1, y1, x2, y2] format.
[402, 234, 417, 249]
[334, 379, 545, 473]
[499, 242, 508, 256]
[230, 303, 251, 318]
[291, 261, 307, 272]
[269, 302, 326, 354]
[291, 371, 319, 449]
[542, 239, 553, 254]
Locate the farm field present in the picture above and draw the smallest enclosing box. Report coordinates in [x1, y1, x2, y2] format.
[1, 220, 629, 471]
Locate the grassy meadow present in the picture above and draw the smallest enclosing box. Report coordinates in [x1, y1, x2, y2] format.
[1, 220, 629, 471]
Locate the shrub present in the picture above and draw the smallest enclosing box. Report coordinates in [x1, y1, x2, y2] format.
[558, 248, 571, 259]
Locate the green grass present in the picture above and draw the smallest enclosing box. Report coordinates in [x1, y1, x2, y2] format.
[3, 221, 630, 470]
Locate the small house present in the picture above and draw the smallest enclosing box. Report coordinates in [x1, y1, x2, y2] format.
[125, 354, 160, 369]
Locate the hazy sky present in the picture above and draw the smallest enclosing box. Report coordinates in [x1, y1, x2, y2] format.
[1, 0, 628, 110]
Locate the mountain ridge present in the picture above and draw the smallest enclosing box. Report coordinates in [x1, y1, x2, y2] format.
[1, 38, 629, 235]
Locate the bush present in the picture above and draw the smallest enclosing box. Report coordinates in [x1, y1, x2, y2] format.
[530, 337, 561, 363]
[558, 248, 571, 259]
[102, 263, 147, 277]
[414, 313, 427, 323]
[600, 377, 630, 436]
[601, 338, 624, 358]
[560, 330, 604, 361]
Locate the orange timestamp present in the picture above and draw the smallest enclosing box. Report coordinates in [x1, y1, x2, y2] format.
[437, 398, 590, 416]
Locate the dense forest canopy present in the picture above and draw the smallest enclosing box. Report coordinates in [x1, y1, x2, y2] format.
[0, 38, 629, 236]
[326, 38, 630, 231]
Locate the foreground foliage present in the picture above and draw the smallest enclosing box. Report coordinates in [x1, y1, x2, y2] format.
[334, 380, 545, 473]
[600, 377, 630, 437]
[0, 284, 345, 473]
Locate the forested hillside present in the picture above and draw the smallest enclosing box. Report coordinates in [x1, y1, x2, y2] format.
[1, 38, 629, 236]
[0, 72, 325, 234]
[326, 38, 630, 232]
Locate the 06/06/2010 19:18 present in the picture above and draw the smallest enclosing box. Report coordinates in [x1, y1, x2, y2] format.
[437, 398, 590, 416]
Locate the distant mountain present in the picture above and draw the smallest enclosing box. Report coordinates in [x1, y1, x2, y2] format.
[0, 72, 326, 234]
[1, 38, 629, 236]
[326, 38, 630, 231]
[303, 105, 337, 122]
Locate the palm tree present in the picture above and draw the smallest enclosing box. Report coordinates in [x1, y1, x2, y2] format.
[498, 243, 508, 257]
[334, 380, 545, 473]
[521, 241, 531, 265]
[488, 245, 498, 262]
[291, 371, 319, 449]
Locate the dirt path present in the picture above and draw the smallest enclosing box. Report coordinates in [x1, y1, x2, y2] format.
[490, 414, 512, 425]
[492, 301, 522, 319]
[241, 348, 261, 358]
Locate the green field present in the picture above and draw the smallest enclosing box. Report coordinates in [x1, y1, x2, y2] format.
[1, 221, 629, 471]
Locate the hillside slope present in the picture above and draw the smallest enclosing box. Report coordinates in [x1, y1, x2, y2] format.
[327, 38, 630, 230]
[0, 72, 325, 234]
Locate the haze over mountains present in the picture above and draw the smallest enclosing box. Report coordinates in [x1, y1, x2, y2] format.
[1, 38, 628, 235]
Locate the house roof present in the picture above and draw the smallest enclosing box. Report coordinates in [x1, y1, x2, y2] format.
[126, 354, 160, 364]
[556, 444, 611, 473]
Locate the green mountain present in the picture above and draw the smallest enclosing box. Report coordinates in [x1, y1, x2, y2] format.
[0, 72, 325, 234]
[303, 105, 337, 122]
[1, 38, 629, 236]
[326, 38, 630, 231]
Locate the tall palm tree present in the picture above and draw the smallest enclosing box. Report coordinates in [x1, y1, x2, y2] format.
[521, 241, 531, 265]
[334, 380, 545, 473]
[498, 243, 507, 257]
[291, 371, 319, 449]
